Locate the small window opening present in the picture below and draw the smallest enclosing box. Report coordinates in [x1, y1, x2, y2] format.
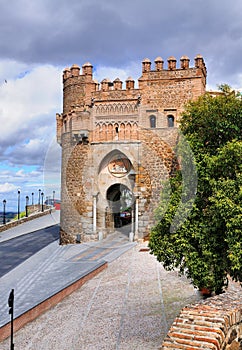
[115, 126, 119, 133]
[150, 115, 156, 128]
[167, 115, 174, 127]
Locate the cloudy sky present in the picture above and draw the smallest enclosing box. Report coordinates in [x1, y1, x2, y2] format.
[0, 0, 242, 212]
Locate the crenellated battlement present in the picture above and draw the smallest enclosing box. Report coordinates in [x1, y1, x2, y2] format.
[62, 54, 206, 95]
[58, 54, 207, 146]
[63, 62, 94, 81]
[142, 54, 206, 72]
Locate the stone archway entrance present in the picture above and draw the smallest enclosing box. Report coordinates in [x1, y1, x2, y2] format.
[106, 184, 133, 231]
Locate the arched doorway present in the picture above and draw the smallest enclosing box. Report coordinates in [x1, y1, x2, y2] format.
[106, 184, 133, 230]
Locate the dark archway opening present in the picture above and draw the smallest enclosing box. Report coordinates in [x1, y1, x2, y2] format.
[107, 184, 133, 229]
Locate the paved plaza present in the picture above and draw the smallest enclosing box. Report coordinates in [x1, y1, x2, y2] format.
[0, 213, 202, 349]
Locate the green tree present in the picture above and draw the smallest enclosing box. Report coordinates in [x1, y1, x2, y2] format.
[149, 86, 242, 294]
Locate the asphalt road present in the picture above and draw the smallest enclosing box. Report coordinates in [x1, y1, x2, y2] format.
[0, 225, 59, 278]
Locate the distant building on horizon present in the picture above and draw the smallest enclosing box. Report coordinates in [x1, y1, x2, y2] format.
[45, 198, 61, 210]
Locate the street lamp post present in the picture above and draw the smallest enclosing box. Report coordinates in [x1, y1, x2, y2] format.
[17, 190, 20, 220]
[25, 196, 29, 217]
[32, 192, 34, 205]
[8, 289, 14, 350]
[41, 192, 44, 212]
[53, 190, 55, 208]
[38, 189, 41, 206]
[3, 199, 6, 225]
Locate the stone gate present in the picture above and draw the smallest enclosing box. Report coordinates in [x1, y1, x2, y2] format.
[56, 54, 207, 243]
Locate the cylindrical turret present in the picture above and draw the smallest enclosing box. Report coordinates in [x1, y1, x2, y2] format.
[113, 78, 123, 90]
[82, 62, 93, 78]
[101, 79, 110, 91]
[126, 77, 135, 90]
[167, 56, 177, 70]
[142, 58, 151, 73]
[63, 68, 71, 81]
[70, 64, 80, 77]
[194, 54, 204, 68]
[154, 57, 164, 71]
[180, 55, 190, 69]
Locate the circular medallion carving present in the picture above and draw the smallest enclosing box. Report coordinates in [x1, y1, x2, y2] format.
[108, 157, 131, 177]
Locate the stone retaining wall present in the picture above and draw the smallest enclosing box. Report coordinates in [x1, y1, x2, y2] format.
[0, 208, 52, 233]
[161, 290, 242, 349]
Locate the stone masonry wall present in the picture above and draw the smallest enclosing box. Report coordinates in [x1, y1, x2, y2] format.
[138, 128, 178, 236]
[60, 133, 85, 243]
[139, 76, 198, 115]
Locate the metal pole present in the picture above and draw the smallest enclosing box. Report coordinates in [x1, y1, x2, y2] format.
[41, 192, 44, 212]
[3, 199, 6, 225]
[17, 190, 20, 220]
[53, 191, 55, 207]
[25, 196, 29, 217]
[38, 189, 41, 206]
[8, 289, 14, 350]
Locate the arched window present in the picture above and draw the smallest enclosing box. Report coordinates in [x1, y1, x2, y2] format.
[150, 115, 156, 128]
[167, 115, 174, 127]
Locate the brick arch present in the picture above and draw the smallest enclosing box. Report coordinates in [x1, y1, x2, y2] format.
[114, 123, 119, 135]
[119, 123, 125, 139]
[132, 122, 138, 139]
[125, 122, 131, 139]
[98, 149, 132, 175]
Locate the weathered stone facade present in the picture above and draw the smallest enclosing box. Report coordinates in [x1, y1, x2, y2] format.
[57, 55, 207, 243]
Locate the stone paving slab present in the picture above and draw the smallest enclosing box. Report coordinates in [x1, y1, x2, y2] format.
[0, 230, 136, 329]
[0, 242, 202, 350]
[0, 214, 202, 349]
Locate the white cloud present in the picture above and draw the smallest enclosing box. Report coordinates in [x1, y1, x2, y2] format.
[0, 168, 43, 189]
[0, 63, 62, 147]
[0, 59, 32, 82]
[0, 182, 18, 193]
[93, 61, 140, 87]
[234, 74, 242, 90]
[0, 60, 63, 210]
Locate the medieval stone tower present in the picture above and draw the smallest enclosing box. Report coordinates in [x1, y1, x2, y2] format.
[56, 54, 206, 244]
